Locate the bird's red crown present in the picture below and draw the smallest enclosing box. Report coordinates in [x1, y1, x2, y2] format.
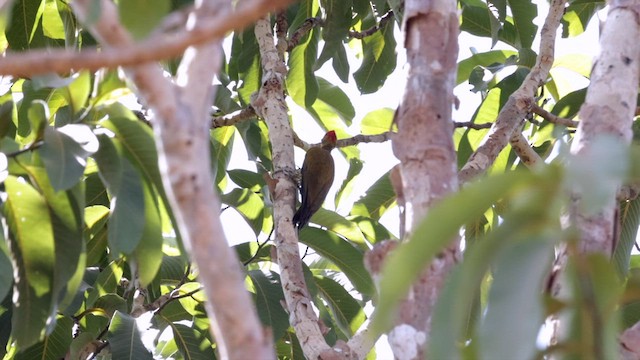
[323, 130, 337, 144]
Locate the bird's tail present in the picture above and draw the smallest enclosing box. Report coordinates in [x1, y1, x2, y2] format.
[292, 207, 311, 231]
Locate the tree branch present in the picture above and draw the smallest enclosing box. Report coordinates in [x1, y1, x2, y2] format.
[349, 11, 394, 39]
[458, 0, 567, 183]
[531, 104, 579, 128]
[211, 106, 257, 128]
[70, 0, 274, 358]
[0, 0, 295, 77]
[252, 15, 335, 359]
[288, 17, 324, 51]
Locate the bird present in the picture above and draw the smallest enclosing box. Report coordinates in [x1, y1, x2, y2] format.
[293, 130, 337, 230]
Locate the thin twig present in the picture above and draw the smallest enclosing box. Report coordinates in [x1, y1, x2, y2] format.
[531, 104, 579, 127]
[211, 106, 257, 128]
[454, 121, 493, 130]
[288, 17, 324, 51]
[349, 11, 394, 39]
[0, 0, 296, 77]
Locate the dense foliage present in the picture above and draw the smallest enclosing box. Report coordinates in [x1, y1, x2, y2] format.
[2, 0, 640, 359]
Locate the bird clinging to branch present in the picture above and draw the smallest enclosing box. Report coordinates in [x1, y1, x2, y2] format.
[293, 130, 337, 230]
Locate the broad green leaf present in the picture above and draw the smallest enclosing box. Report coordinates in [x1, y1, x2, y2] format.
[457, 50, 518, 85]
[15, 315, 72, 360]
[85, 260, 124, 307]
[132, 181, 163, 287]
[314, 275, 365, 335]
[317, 0, 352, 68]
[299, 227, 374, 298]
[249, 270, 289, 341]
[353, 16, 396, 94]
[350, 170, 395, 220]
[553, 54, 592, 78]
[551, 87, 586, 119]
[42, 0, 65, 40]
[561, 0, 605, 38]
[109, 158, 146, 255]
[460, 5, 518, 48]
[478, 238, 553, 360]
[287, 27, 319, 108]
[156, 256, 189, 284]
[334, 157, 363, 208]
[310, 77, 356, 126]
[236, 121, 272, 170]
[352, 215, 397, 243]
[118, 0, 169, 40]
[311, 208, 366, 245]
[360, 108, 394, 135]
[234, 242, 273, 265]
[4, 176, 55, 349]
[507, 0, 537, 49]
[374, 170, 544, 335]
[107, 311, 153, 360]
[94, 134, 145, 255]
[228, 169, 265, 192]
[563, 255, 621, 359]
[171, 323, 216, 360]
[0, 226, 13, 304]
[100, 113, 162, 194]
[40, 125, 96, 191]
[211, 126, 235, 186]
[220, 188, 270, 236]
[614, 198, 640, 277]
[5, 0, 45, 50]
[59, 71, 90, 115]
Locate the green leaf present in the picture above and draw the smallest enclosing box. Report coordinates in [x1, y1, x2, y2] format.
[132, 181, 163, 287]
[373, 170, 541, 335]
[171, 323, 216, 360]
[110, 158, 146, 255]
[457, 50, 518, 85]
[59, 71, 91, 115]
[353, 16, 396, 94]
[249, 270, 289, 341]
[4, 176, 55, 349]
[309, 77, 356, 127]
[0, 234, 13, 303]
[334, 157, 363, 208]
[15, 316, 73, 360]
[299, 227, 374, 298]
[477, 238, 553, 360]
[6, 0, 45, 51]
[220, 188, 270, 236]
[40, 124, 97, 191]
[350, 170, 395, 220]
[118, 0, 169, 40]
[561, 0, 605, 38]
[107, 311, 153, 360]
[211, 126, 235, 186]
[614, 198, 640, 277]
[287, 26, 319, 108]
[551, 87, 586, 119]
[42, 0, 65, 40]
[317, 0, 352, 68]
[228, 169, 265, 192]
[460, 5, 518, 48]
[360, 108, 394, 135]
[507, 0, 537, 49]
[314, 275, 365, 335]
[311, 208, 366, 245]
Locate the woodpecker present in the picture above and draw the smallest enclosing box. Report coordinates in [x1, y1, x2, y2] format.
[293, 130, 337, 230]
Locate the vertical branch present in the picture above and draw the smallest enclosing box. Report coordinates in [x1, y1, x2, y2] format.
[252, 16, 336, 359]
[390, 0, 460, 358]
[72, 0, 274, 359]
[458, 0, 567, 183]
[567, 1, 640, 255]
